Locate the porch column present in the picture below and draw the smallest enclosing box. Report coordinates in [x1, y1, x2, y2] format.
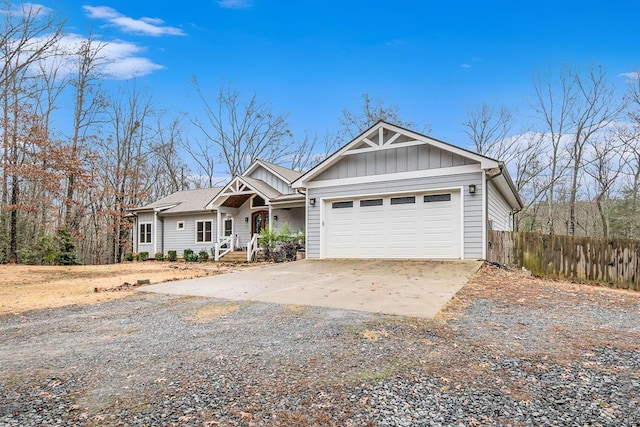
[268, 205, 273, 231]
[216, 210, 222, 243]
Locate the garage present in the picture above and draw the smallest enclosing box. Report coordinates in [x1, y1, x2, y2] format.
[322, 190, 461, 259]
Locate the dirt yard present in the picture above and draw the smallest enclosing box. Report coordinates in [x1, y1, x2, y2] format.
[0, 261, 238, 315]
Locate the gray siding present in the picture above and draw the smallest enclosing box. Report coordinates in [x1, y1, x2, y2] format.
[163, 213, 218, 256]
[316, 145, 477, 181]
[487, 181, 513, 231]
[247, 165, 295, 194]
[307, 172, 484, 259]
[272, 207, 305, 234]
[136, 211, 154, 255]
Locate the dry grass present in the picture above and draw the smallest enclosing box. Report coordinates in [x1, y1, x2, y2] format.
[188, 301, 242, 323]
[0, 262, 230, 315]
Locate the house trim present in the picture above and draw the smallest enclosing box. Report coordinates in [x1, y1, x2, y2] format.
[139, 222, 152, 244]
[293, 120, 500, 188]
[195, 219, 214, 244]
[304, 164, 481, 189]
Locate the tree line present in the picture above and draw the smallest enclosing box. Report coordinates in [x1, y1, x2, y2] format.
[463, 66, 640, 239]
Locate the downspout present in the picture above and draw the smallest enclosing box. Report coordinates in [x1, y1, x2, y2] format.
[484, 165, 504, 260]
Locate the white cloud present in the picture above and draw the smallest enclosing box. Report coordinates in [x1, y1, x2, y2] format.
[32, 33, 164, 80]
[619, 72, 640, 80]
[218, 0, 253, 9]
[0, 2, 52, 17]
[461, 63, 471, 69]
[83, 5, 186, 36]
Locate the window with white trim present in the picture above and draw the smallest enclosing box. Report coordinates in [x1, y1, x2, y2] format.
[139, 223, 152, 244]
[196, 220, 213, 243]
[176, 221, 185, 230]
[224, 218, 233, 237]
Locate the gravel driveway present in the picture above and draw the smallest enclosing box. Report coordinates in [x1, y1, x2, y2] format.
[1, 265, 639, 426]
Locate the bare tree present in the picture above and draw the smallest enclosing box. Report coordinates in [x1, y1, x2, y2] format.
[564, 66, 622, 235]
[339, 92, 426, 141]
[463, 103, 518, 160]
[532, 66, 574, 234]
[190, 81, 294, 177]
[64, 31, 107, 231]
[0, 1, 64, 262]
[583, 130, 624, 237]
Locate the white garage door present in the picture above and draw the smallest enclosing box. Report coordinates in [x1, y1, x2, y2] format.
[323, 191, 461, 259]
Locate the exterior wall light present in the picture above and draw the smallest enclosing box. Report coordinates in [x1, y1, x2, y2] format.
[244, 217, 249, 222]
[273, 215, 278, 221]
[309, 198, 316, 206]
[469, 184, 476, 194]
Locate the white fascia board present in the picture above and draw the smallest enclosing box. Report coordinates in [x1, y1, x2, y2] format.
[304, 164, 482, 189]
[153, 204, 178, 212]
[243, 160, 291, 184]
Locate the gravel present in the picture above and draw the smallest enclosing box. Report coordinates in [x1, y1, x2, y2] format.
[1, 266, 639, 426]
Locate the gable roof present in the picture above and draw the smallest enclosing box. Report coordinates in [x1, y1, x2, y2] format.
[293, 120, 501, 188]
[130, 187, 223, 214]
[242, 159, 302, 184]
[209, 175, 282, 207]
[292, 120, 523, 211]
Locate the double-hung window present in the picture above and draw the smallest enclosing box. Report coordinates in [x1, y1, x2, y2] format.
[196, 220, 213, 243]
[139, 223, 152, 244]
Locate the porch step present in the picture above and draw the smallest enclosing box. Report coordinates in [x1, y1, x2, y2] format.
[218, 250, 249, 263]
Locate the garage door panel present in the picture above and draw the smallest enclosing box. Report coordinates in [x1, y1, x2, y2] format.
[324, 191, 460, 259]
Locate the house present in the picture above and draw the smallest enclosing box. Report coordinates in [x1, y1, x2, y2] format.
[130, 121, 523, 261]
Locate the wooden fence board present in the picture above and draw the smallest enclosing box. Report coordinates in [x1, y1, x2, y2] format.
[487, 231, 640, 291]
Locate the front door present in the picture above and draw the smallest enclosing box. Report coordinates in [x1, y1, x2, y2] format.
[252, 210, 269, 235]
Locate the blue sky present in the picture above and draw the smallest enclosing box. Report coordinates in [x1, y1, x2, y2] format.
[42, 0, 640, 150]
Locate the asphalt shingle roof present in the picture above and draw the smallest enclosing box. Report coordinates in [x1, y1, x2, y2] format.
[132, 187, 223, 214]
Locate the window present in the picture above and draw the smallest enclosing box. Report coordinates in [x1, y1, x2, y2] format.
[391, 196, 415, 205]
[196, 220, 213, 243]
[424, 194, 451, 203]
[176, 221, 185, 230]
[332, 201, 353, 209]
[224, 218, 233, 237]
[139, 223, 152, 244]
[360, 199, 383, 207]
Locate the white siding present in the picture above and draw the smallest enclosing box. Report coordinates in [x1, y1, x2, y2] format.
[307, 172, 484, 259]
[487, 181, 513, 231]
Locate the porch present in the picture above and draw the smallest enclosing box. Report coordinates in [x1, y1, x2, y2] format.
[210, 176, 305, 261]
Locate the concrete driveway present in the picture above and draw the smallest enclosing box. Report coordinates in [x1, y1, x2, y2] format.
[141, 259, 483, 318]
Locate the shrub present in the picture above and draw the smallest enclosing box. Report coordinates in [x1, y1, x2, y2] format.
[167, 250, 177, 262]
[138, 251, 149, 261]
[198, 250, 209, 261]
[183, 248, 193, 260]
[154, 252, 164, 261]
[55, 226, 80, 265]
[17, 232, 58, 265]
[185, 253, 198, 262]
[124, 252, 134, 262]
[259, 223, 305, 263]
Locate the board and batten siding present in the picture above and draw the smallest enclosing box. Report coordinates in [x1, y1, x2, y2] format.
[163, 213, 217, 256]
[487, 181, 513, 231]
[315, 145, 477, 181]
[135, 211, 154, 255]
[306, 171, 484, 259]
[247, 165, 296, 195]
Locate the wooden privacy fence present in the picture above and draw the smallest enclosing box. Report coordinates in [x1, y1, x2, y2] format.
[487, 231, 640, 291]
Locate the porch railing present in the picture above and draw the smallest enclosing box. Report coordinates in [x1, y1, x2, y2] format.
[247, 233, 261, 262]
[214, 236, 233, 261]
